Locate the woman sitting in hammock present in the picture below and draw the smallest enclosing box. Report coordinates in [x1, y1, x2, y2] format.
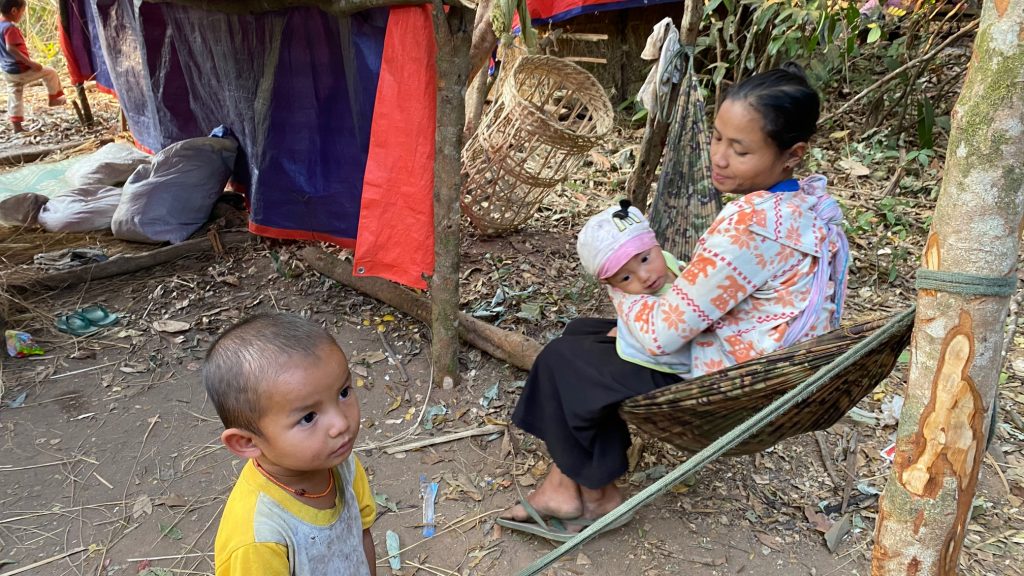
[499, 62, 850, 540]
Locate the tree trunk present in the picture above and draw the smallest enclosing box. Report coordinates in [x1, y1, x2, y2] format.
[431, 0, 472, 388]
[624, 0, 703, 210]
[871, 1, 1024, 574]
[464, 64, 490, 138]
[463, 0, 495, 137]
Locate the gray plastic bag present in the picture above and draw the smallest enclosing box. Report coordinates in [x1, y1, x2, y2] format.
[66, 142, 151, 187]
[111, 137, 237, 244]
[37, 186, 122, 233]
[0, 193, 49, 227]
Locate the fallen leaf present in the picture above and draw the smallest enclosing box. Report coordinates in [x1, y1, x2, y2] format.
[151, 320, 191, 333]
[838, 158, 870, 177]
[824, 513, 852, 552]
[373, 491, 399, 514]
[516, 474, 536, 487]
[159, 523, 183, 541]
[384, 386, 401, 414]
[132, 495, 153, 518]
[803, 505, 832, 534]
[7, 391, 28, 408]
[350, 350, 387, 364]
[153, 494, 188, 508]
[589, 151, 612, 171]
[468, 545, 500, 569]
[531, 460, 549, 478]
[443, 472, 483, 502]
[420, 452, 443, 466]
[755, 532, 781, 551]
[120, 362, 149, 374]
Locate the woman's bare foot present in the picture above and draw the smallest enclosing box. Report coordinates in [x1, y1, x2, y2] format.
[501, 464, 583, 522]
[579, 482, 624, 520]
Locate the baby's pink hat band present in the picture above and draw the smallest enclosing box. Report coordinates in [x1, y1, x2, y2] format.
[598, 230, 659, 279]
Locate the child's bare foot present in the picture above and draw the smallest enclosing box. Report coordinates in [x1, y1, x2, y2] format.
[48, 94, 66, 107]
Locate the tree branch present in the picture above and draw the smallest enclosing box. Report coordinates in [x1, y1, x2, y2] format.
[820, 20, 978, 124]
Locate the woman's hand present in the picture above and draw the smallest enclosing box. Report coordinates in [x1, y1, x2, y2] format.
[607, 327, 618, 337]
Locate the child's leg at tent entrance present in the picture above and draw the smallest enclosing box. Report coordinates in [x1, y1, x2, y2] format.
[41, 67, 65, 106]
[5, 75, 25, 132]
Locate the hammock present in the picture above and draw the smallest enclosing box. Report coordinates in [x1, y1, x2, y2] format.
[621, 308, 914, 455]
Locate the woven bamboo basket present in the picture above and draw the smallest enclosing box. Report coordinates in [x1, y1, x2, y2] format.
[462, 55, 613, 235]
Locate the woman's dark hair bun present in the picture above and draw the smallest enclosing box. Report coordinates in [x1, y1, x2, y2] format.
[723, 62, 820, 151]
[779, 61, 810, 82]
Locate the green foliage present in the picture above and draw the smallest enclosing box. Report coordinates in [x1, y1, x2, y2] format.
[19, 0, 63, 67]
[695, 0, 869, 95]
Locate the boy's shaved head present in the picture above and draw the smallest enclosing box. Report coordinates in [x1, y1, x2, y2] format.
[203, 313, 339, 435]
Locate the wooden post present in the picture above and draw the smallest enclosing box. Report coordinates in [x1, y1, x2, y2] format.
[623, 0, 703, 210]
[75, 83, 94, 126]
[431, 0, 472, 388]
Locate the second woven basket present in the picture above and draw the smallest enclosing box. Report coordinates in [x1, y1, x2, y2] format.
[462, 55, 613, 236]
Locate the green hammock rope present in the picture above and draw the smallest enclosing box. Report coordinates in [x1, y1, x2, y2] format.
[916, 269, 1017, 297]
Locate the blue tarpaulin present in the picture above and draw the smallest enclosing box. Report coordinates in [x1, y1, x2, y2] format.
[59, 1, 437, 288]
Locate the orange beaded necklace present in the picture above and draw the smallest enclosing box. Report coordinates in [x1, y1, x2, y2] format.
[253, 459, 335, 499]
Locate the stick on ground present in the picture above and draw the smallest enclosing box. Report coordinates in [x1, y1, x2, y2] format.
[383, 424, 505, 455]
[0, 547, 88, 576]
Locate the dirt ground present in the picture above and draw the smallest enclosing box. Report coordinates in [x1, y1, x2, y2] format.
[2, 86, 1023, 576]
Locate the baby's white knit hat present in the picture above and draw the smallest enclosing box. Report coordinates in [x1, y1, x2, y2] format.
[577, 200, 657, 279]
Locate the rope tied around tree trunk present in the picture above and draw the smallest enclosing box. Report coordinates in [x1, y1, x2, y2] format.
[915, 269, 1017, 297]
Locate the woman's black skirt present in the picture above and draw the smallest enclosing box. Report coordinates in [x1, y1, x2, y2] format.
[511, 318, 683, 488]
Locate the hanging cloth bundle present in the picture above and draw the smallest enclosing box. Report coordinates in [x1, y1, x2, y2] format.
[648, 49, 722, 261]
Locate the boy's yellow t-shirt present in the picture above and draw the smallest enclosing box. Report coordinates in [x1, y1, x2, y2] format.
[214, 454, 376, 576]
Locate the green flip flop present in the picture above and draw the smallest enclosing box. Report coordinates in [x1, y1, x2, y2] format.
[497, 516, 578, 542]
[496, 499, 635, 542]
[55, 313, 100, 337]
[78, 305, 119, 328]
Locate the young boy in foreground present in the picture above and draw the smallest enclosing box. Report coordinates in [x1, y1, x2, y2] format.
[204, 313, 377, 576]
